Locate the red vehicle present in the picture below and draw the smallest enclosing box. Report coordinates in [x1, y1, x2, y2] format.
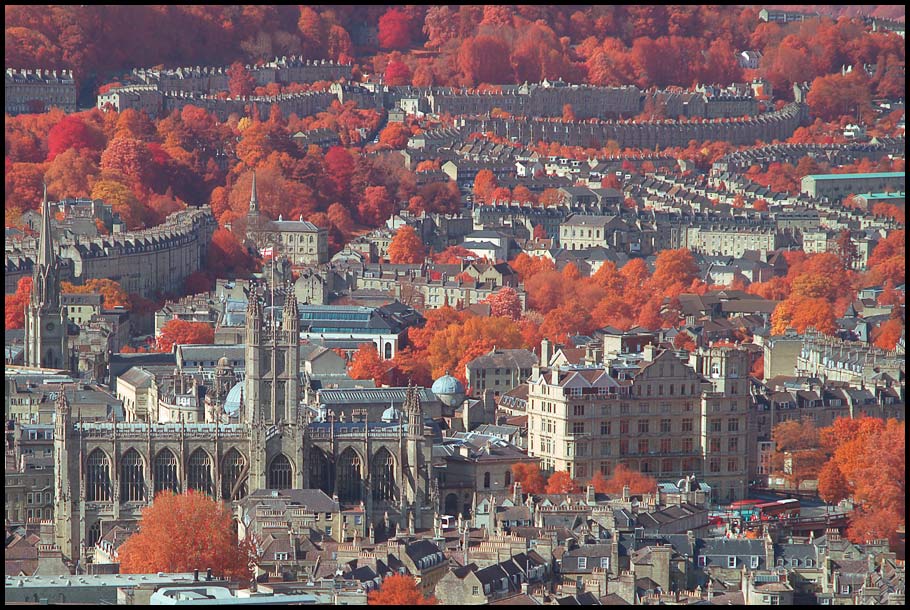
[754, 498, 801, 520]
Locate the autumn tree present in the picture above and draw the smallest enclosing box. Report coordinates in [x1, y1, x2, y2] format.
[384, 60, 412, 86]
[61, 279, 130, 309]
[817, 461, 850, 505]
[5, 277, 33, 330]
[472, 169, 497, 204]
[511, 463, 547, 494]
[387, 226, 427, 264]
[358, 185, 396, 227]
[378, 8, 412, 50]
[601, 464, 658, 495]
[368, 573, 437, 605]
[118, 490, 256, 580]
[545, 470, 580, 495]
[347, 343, 392, 386]
[207, 228, 257, 277]
[482, 287, 522, 321]
[227, 61, 256, 97]
[377, 123, 411, 149]
[873, 318, 903, 351]
[157, 319, 215, 353]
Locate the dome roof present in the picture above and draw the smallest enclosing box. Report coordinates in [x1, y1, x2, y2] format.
[217, 356, 231, 368]
[432, 372, 465, 395]
[381, 403, 403, 423]
[224, 381, 244, 416]
[432, 372, 466, 408]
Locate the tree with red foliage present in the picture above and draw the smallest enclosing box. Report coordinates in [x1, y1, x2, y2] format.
[771, 296, 837, 335]
[545, 470, 580, 495]
[866, 230, 905, 287]
[324, 146, 356, 204]
[589, 472, 610, 494]
[368, 573, 437, 605]
[601, 464, 658, 495]
[750, 355, 764, 379]
[348, 343, 392, 386]
[384, 60, 412, 86]
[46, 115, 104, 161]
[433, 246, 474, 265]
[100, 137, 151, 188]
[562, 104, 576, 122]
[532, 224, 547, 240]
[378, 8, 412, 50]
[388, 226, 427, 264]
[157, 319, 215, 353]
[358, 185, 396, 227]
[511, 463, 546, 495]
[118, 490, 256, 580]
[457, 35, 513, 86]
[227, 61, 256, 97]
[482, 287, 523, 321]
[5, 277, 33, 330]
[208, 228, 257, 277]
[806, 71, 873, 122]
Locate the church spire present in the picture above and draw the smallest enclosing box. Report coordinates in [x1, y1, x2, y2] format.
[249, 171, 259, 215]
[37, 182, 55, 270]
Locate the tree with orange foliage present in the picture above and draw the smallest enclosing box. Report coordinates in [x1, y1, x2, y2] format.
[377, 123, 411, 149]
[750, 355, 764, 379]
[545, 470, 579, 495]
[157, 320, 215, 353]
[427, 315, 524, 382]
[866, 230, 905, 287]
[61, 279, 131, 309]
[5, 277, 33, 330]
[562, 104, 576, 122]
[388, 226, 427, 264]
[600, 464, 657, 495]
[817, 461, 850, 505]
[509, 253, 555, 283]
[348, 343, 392, 386]
[648, 248, 699, 295]
[472, 169, 497, 204]
[118, 490, 257, 580]
[511, 463, 546, 495]
[771, 296, 837, 335]
[368, 573, 437, 605]
[873, 317, 903, 351]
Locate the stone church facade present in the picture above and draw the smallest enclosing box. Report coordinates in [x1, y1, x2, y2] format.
[53, 280, 433, 564]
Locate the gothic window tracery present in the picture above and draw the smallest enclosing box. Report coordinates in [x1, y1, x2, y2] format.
[120, 449, 145, 503]
[268, 454, 292, 489]
[154, 448, 180, 495]
[221, 449, 247, 500]
[86, 449, 111, 502]
[371, 448, 398, 503]
[338, 447, 363, 504]
[187, 449, 214, 496]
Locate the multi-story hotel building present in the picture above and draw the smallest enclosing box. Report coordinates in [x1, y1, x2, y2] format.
[526, 344, 751, 502]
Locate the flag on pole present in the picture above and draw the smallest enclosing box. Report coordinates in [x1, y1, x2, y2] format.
[261, 246, 274, 259]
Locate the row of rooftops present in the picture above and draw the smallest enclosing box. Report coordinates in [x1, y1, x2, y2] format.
[5, 68, 75, 83]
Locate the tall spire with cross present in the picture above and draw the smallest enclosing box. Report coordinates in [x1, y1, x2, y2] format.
[249, 171, 260, 216]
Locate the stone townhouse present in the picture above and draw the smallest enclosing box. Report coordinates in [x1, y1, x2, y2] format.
[559, 214, 638, 252]
[527, 344, 752, 502]
[465, 348, 537, 397]
[5, 68, 77, 115]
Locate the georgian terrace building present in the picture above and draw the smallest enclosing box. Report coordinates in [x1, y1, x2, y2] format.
[526, 344, 752, 503]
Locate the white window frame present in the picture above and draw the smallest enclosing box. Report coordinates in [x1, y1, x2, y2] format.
[751, 556, 759, 569]
[727, 556, 736, 568]
[577, 557, 587, 569]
